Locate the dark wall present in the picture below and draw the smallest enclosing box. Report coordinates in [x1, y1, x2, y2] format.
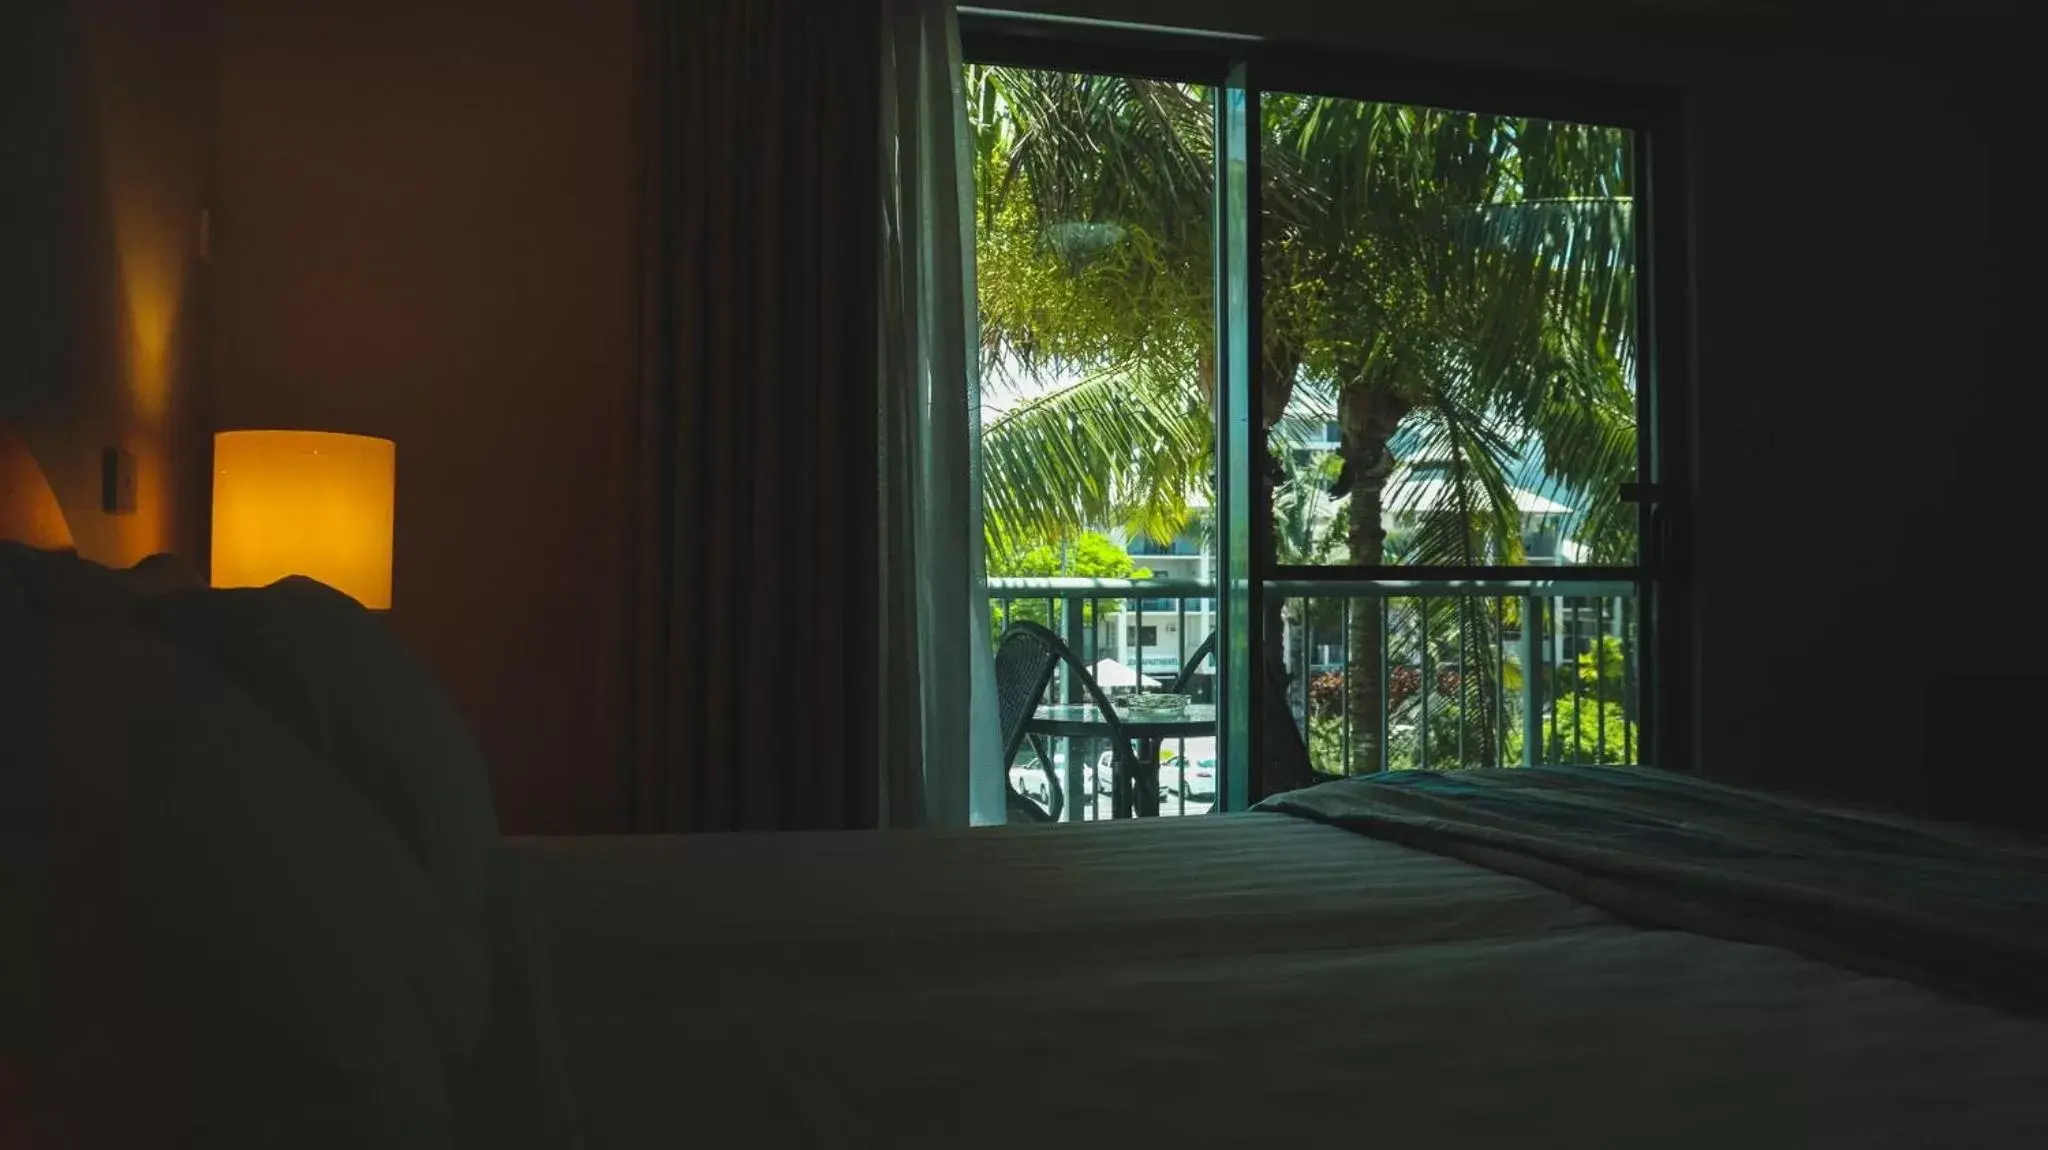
[1914, 19, 2041, 817]
[1660, 9, 2032, 810]
[2, 0, 215, 566]
[212, 0, 640, 833]
[1686, 23, 2011, 807]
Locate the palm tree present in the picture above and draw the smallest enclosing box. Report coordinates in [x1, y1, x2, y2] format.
[969, 66, 1219, 559]
[1264, 96, 1637, 772]
[971, 66, 1637, 774]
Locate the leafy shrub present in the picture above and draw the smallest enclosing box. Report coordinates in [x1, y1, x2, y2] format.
[1307, 671, 1344, 717]
[1507, 694, 1635, 766]
[1387, 665, 1463, 712]
[1574, 635, 1629, 693]
[987, 531, 1150, 640]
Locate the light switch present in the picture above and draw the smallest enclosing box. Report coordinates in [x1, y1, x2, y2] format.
[102, 446, 137, 514]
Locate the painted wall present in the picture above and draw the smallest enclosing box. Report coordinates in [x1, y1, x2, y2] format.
[212, 0, 640, 833]
[1, 0, 215, 567]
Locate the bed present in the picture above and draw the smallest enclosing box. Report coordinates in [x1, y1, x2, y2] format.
[519, 787, 2048, 1149]
[6, 428, 2048, 1149]
[520, 812, 2046, 1148]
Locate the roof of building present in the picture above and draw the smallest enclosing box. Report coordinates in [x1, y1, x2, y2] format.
[1382, 466, 1576, 517]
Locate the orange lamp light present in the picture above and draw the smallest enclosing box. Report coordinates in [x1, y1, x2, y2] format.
[211, 430, 395, 609]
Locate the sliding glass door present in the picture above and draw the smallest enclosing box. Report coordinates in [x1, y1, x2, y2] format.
[1255, 84, 1651, 787]
[970, 56, 1231, 820]
[966, 20, 1685, 815]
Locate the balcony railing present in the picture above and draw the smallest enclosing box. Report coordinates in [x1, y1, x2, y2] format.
[1265, 578, 1641, 775]
[989, 577, 1641, 818]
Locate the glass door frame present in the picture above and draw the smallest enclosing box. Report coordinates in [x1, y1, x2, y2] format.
[961, 13, 1693, 806]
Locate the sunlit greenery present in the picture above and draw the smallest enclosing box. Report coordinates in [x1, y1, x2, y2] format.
[1509, 695, 1637, 767]
[987, 531, 1150, 641]
[971, 68, 1214, 558]
[970, 64, 1639, 773]
[1305, 657, 1637, 772]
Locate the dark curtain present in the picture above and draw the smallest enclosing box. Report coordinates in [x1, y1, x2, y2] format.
[627, 0, 883, 832]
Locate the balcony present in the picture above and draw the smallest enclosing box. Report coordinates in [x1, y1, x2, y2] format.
[990, 577, 1642, 820]
[1266, 578, 1642, 775]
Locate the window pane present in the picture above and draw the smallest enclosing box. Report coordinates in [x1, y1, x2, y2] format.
[1260, 96, 1639, 570]
[970, 64, 1220, 820]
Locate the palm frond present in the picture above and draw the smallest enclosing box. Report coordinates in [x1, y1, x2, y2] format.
[974, 66, 1640, 574]
[978, 358, 1209, 557]
[1388, 393, 1526, 567]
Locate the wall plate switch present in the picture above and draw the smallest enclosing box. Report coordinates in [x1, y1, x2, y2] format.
[102, 447, 137, 514]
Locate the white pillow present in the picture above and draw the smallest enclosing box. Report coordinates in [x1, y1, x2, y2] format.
[1, 595, 487, 1146]
[132, 577, 500, 936]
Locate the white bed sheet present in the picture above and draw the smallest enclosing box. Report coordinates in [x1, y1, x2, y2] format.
[512, 813, 2048, 1149]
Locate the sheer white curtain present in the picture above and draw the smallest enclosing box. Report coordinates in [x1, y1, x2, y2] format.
[878, 0, 1005, 827]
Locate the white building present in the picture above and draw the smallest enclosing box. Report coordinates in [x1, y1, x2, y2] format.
[1106, 508, 1217, 692]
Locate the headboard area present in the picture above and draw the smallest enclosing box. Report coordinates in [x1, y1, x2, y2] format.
[1, 423, 76, 551]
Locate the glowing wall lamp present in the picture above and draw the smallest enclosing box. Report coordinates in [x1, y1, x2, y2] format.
[211, 430, 395, 609]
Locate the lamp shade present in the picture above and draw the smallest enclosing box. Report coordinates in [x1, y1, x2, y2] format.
[212, 430, 395, 608]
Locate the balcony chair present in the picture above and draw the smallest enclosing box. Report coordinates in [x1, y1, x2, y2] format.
[995, 620, 1142, 824]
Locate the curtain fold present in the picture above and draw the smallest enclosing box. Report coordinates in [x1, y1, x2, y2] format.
[629, 0, 884, 832]
[878, 0, 1005, 828]
[629, 0, 996, 831]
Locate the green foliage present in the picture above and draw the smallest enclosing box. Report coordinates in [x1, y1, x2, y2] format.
[1259, 94, 1639, 570]
[1297, 644, 1633, 773]
[1300, 664, 1517, 774]
[1511, 694, 1636, 767]
[1369, 691, 1632, 770]
[969, 68, 1214, 373]
[989, 532, 1148, 581]
[1574, 635, 1629, 693]
[1272, 450, 1351, 565]
[988, 532, 1150, 640]
[978, 358, 1211, 558]
[969, 66, 1215, 558]
[970, 64, 1639, 571]
[1307, 714, 1347, 773]
[1388, 691, 1510, 772]
[970, 65, 1644, 755]
[1498, 596, 1522, 634]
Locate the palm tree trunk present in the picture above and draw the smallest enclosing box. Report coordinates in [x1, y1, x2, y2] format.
[1342, 467, 1389, 775]
[1339, 382, 1402, 775]
[1257, 348, 1303, 790]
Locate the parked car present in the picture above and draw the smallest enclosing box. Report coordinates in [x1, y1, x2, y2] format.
[1157, 754, 1216, 802]
[1010, 751, 1118, 814]
[1007, 762, 1054, 807]
[1093, 750, 1121, 795]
